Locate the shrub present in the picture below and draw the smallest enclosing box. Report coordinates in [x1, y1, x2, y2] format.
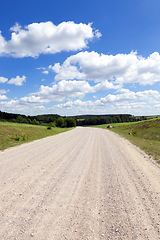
[31, 119, 40, 125]
[16, 115, 25, 123]
[22, 134, 27, 140]
[56, 117, 65, 128]
[15, 134, 20, 141]
[132, 130, 138, 136]
[64, 118, 76, 127]
[47, 122, 52, 130]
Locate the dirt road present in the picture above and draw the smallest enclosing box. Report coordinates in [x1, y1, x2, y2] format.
[0, 127, 160, 240]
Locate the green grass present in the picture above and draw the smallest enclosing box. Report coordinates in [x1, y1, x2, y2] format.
[76, 118, 85, 121]
[92, 121, 138, 128]
[94, 119, 160, 164]
[0, 122, 72, 150]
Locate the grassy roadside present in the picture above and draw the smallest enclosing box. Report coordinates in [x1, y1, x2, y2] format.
[94, 118, 160, 164]
[0, 122, 73, 151]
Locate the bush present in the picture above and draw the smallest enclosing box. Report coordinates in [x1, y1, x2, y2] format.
[64, 118, 76, 127]
[132, 130, 138, 136]
[47, 122, 52, 130]
[22, 134, 27, 140]
[15, 134, 20, 141]
[16, 115, 25, 123]
[31, 119, 40, 125]
[56, 117, 65, 128]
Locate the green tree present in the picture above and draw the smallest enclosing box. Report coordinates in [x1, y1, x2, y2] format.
[31, 119, 39, 125]
[56, 117, 65, 128]
[64, 118, 76, 127]
[16, 115, 25, 123]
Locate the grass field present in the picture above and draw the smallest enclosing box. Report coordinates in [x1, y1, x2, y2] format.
[0, 122, 72, 150]
[94, 118, 160, 164]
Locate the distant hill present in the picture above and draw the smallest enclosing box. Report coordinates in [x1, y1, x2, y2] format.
[35, 114, 61, 123]
[0, 110, 147, 126]
[70, 114, 132, 119]
[0, 111, 61, 124]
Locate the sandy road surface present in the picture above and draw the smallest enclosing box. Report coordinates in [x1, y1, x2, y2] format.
[0, 127, 160, 240]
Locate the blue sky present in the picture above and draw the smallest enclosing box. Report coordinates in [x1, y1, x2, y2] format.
[0, 0, 160, 116]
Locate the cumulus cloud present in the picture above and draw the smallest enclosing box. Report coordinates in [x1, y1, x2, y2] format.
[51, 89, 160, 109]
[0, 89, 7, 94]
[94, 80, 120, 90]
[0, 31, 6, 53]
[0, 21, 101, 58]
[3, 80, 158, 111]
[36, 67, 46, 70]
[0, 99, 30, 114]
[52, 51, 160, 86]
[95, 89, 160, 106]
[18, 79, 123, 106]
[7, 75, 26, 86]
[0, 89, 8, 100]
[0, 77, 8, 83]
[52, 62, 86, 80]
[1, 79, 105, 112]
[0, 95, 8, 100]
[20, 80, 95, 104]
[0, 75, 26, 86]
[1, 87, 160, 116]
[42, 70, 49, 74]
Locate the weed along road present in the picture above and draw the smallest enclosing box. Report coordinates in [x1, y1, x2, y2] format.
[1, 127, 160, 239]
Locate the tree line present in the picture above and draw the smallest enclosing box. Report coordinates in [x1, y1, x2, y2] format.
[0, 111, 76, 128]
[76, 114, 138, 126]
[0, 111, 143, 128]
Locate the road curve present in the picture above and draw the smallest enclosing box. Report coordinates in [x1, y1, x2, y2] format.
[0, 127, 160, 240]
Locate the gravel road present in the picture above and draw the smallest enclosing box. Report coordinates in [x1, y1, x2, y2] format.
[0, 127, 160, 240]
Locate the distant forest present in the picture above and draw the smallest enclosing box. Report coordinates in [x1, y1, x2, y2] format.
[0, 111, 146, 127]
[75, 114, 147, 126]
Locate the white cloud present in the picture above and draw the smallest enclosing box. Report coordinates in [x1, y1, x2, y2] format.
[0, 89, 8, 100]
[0, 95, 8, 100]
[3, 80, 159, 112]
[20, 95, 48, 104]
[20, 80, 95, 104]
[52, 51, 160, 86]
[0, 21, 101, 58]
[0, 77, 8, 83]
[0, 80, 96, 113]
[0, 31, 6, 53]
[0, 89, 7, 94]
[20, 79, 122, 106]
[36, 67, 46, 70]
[95, 89, 159, 105]
[94, 80, 121, 90]
[0, 99, 28, 114]
[10, 22, 22, 32]
[50, 89, 160, 109]
[155, 104, 160, 108]
[42, 70, 49, 74]
[33, 105, 45, 110]
[52, 62, 86, 80]
[7, 75, 26, 86]
[1, 87, 160, 116]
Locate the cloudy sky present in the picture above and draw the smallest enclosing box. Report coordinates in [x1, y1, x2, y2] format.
[0, 0, 160, 116]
